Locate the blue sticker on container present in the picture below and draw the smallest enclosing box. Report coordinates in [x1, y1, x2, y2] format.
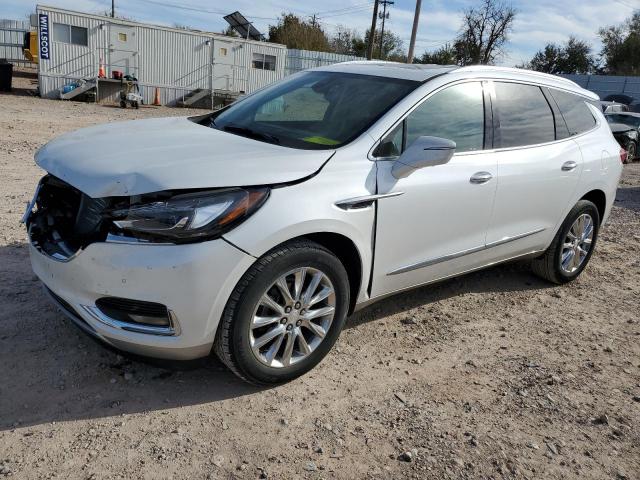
[39, 14, 50, 60]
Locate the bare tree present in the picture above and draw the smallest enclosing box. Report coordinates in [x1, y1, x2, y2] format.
[454, 0, 516, 65]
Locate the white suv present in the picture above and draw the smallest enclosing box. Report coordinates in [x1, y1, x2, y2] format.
[24, 63, 623, 384]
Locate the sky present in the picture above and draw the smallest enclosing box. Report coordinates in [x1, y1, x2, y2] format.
[2, 0, 637, 65]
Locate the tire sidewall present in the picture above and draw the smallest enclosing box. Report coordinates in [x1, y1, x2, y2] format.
[553, 201, 600, 282]
[627, 141, 636, 163]
[229, 246, 350, 384]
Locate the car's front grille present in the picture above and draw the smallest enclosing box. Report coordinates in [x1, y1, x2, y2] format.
[27, 175, 110, 260]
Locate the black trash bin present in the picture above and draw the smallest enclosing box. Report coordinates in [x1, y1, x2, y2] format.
[0, 60, 13, 92]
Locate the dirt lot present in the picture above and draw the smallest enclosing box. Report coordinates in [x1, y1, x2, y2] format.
[1, 83, 639, 480]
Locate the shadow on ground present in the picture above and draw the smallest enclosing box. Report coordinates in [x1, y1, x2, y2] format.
[5, 177, 638, 429]
[0, 236, 553, 431]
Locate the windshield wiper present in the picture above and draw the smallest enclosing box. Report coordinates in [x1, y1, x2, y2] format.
[222, 124, 280, 145]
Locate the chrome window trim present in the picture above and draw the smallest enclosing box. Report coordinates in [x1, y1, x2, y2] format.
[368, 78, 601, 161]
[81, 305, 182, 337]
[387, 227, 546, 276]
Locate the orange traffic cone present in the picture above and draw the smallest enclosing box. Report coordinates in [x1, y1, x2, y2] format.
[98, 58, 106, 78]
[153, 87, 161, 106]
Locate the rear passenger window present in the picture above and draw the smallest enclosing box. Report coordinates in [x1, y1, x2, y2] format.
[549, 89, 597, 136]
[494, 82, 555, 148]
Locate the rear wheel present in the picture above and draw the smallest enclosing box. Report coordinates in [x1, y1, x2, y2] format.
[214, 240, 350, 385]
[532, 200, 600, 284]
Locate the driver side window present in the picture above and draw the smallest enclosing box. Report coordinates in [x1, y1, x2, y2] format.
[375, 82, 485, 158]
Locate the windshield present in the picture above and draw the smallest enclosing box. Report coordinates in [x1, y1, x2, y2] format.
[211, 71, 419, 150]
[607, 114, 640, 128]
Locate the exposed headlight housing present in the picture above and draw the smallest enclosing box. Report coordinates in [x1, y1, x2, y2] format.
[110, 187, 269, 243]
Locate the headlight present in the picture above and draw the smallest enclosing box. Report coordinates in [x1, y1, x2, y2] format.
[110, 187, 269, 242]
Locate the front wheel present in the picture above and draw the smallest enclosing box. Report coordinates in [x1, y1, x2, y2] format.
[532, 200, 600, 284]
[625, 140, 637, 163]
[214, 240, 350, 385]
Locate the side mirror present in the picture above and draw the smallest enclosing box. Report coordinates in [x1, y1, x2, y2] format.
[391, 136, 456, 179]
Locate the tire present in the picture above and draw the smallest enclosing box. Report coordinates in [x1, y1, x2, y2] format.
[119, 100, 126, 108]
[532, 200, 600, 284]
[214, 239, 350, 385]
[625, 140, 636, 163]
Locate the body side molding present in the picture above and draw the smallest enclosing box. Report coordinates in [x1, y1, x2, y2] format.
[387, 227, 546, 276]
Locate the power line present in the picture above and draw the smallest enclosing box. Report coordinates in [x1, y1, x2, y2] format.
[312, 2, 374, 16]
[611, 0, 638, 8]
[317, 5, 374, 19]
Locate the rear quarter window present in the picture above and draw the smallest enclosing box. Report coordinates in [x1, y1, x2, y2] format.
[549, 89, 597, 136]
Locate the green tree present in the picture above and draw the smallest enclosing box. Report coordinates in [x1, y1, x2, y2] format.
[415, 43, 458, 65]
[221, 26, 239, 38]
[331, 27, 404, 59]
[330, 25, 360, 55]
[599, 12, 640, 75]
[521, 37, 595, 74]
[364, 28, 405, 60]
[268, 13, 331, 52]
[454, 0, 516, 65]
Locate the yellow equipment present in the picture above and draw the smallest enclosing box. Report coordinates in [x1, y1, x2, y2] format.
[23, 31, 38, 64]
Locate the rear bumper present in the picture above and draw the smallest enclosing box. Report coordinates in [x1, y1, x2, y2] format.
[30, 238, 255, 360]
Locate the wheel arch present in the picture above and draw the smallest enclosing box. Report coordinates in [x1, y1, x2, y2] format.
[287, 232, 363, 315]
[580, 189, 606, 222]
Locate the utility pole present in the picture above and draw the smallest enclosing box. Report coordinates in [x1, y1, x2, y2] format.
[378, 0, 393, 60]
[111, 0, 115, 18]
[407, 0, 422, 64]
[366, 0, 379, 60]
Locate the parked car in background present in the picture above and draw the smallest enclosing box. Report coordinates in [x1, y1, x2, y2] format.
[600, 101, 629, 114]
[23, 64, 623, 385]
[606, 115, 639, 162]
[603, 94, 634, 105]
[602, 94, 640, 114]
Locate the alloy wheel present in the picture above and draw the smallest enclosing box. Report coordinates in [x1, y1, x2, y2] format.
[249, 267, 336, 368]
[560, 213, 594, 274]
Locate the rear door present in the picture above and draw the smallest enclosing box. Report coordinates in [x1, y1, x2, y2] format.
[484, 81, 583, 257]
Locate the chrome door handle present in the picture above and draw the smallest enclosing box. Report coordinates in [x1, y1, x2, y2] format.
[470, 171, 493, 184]
[562, 161, 578, 171]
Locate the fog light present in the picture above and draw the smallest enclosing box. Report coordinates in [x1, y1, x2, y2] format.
[83, 297, 180, 336]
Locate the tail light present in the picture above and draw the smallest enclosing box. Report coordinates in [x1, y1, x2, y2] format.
[620, 147, 628, 164]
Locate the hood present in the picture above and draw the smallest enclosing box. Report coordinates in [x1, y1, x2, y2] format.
[36, 117, 334, 198]
[609, 122, 635, 135]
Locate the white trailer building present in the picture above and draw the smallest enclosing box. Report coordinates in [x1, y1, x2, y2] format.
[35, 5, 287, 106]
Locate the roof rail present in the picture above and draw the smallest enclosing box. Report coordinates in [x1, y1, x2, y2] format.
[458, 65, 582, 89]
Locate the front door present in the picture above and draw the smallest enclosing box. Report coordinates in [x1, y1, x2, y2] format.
[108, 25, 137, 76]
[212, 39, 233, 91]
[371, 81, 498, 298]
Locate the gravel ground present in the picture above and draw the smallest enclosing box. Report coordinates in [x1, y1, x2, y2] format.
[0, 80, 639, 480]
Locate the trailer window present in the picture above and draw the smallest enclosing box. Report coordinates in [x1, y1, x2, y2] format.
[252, 53, 276, 71]
[52, 23, 88, 46]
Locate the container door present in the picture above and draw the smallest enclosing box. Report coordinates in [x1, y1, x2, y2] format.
[212, 39, 233, 91]
[108, 25, 138, 76]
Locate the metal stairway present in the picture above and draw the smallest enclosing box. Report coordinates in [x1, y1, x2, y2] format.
[59, 79, 96, 100]
[176, 88, 211, 107]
